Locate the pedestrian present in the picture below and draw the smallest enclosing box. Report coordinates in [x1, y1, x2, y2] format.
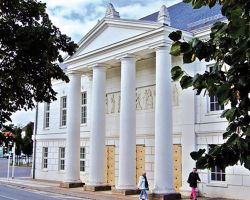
[187, 168, 201, 200]
[137, 172, 149, 200]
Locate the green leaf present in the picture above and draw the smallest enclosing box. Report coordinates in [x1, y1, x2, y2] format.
[171, 66, 184, 81]
[191, 38, 201, 48]
[170, 41, 181, 56]
[224, 108, 237, 122]
[192, 0, 204, 9]
[196, 157, 209, 169]
[221, 109, 230, 118]
[183, 0, 192, 3]
[180, 75, 193, 89]
[168, 31, 182, 42]
[180, 42, 192, 53]
[229, 18, 247, 39]
[190, 149, 206, 160]
[215, 83, 231, 103]
[207, 0, 216, 8]
[223, 131, 232, 139]
[226, 133, 239, 145]
[183, 52, 194, 63]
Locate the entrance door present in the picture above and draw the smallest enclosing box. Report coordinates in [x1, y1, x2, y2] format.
[173, 144, 182, 192]
[136, 145, 145, 184]
[105, 145, 115, 186]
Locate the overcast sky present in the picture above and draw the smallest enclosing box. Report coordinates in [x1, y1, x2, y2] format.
[10, 0, 182, 126]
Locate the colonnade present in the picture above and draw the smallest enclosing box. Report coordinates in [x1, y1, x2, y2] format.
[63, 46, 176, 194]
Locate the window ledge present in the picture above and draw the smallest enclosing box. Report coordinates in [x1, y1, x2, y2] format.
[58, 170, 65, 174]
[205, 110, 223, 116]
[59, 126, 67, 129]
[207, 182, 228, 188]
[42, 169, 48, 172]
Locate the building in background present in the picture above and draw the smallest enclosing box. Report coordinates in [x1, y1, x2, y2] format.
[33, 2, 250, 199]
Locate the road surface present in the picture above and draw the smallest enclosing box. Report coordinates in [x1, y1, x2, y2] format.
[0, 184, 85, 200]
[0, 158, 31, 178]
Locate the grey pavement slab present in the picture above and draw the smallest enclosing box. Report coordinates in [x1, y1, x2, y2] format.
[0, 177, 242, 200]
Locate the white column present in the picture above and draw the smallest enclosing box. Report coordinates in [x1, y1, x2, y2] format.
[65, 71, 81, 183]
[180, 63, 196, 194]
[117, 56, 136, 189]
[153, 46, 175, 194]
[89, 66, 106, 185]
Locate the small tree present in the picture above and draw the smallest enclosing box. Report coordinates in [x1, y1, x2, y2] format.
[170, 0, 250, 170]
[22, 122, 33, 164]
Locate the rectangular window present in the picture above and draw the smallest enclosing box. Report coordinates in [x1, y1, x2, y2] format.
[211, 166, 226, 181]
[81, 92, 87, 124]
[208, 65, 224, 112]
[61, 96, 67, 126]
[209, 145, 226, 181]
[210, 96, 224, 111]
[59, 147, 65, 171]
[80, 147, 86, 172]
[44, 103, 50, 128]
[42, 147, 48, 169]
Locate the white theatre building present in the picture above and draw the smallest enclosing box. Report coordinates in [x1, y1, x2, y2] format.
[33, 2, 250, 199]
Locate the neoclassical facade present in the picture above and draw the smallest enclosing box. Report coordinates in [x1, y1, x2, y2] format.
[33, 2, 250, 199]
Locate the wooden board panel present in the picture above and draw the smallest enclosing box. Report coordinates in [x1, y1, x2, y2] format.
[136, 145, 145, 183]
[173, 144, 182, 192]
[105, 146, 115, 186]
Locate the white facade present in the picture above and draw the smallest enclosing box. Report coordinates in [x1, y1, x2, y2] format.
[33, 3, 250, 200]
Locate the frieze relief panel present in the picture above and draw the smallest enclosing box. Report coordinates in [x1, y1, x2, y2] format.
[106, 84, 179, 114]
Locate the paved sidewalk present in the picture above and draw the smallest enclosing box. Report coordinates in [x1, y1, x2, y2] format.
[0, 177, 240, 200]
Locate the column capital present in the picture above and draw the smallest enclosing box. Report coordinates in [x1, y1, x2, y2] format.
[116, 53, 139, 61]
[92, 63, 109, 71]
[155, 45, 170, 52]
[66, 70, 82, 77]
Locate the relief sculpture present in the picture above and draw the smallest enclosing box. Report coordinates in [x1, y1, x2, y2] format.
[110, 93, 115, 113]
[136, 92, 142, 110]
[106, 85, 156, 114]
[144, 88, 153, 110]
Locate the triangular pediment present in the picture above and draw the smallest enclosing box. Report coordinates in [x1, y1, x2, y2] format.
[69, 18, 159, 59]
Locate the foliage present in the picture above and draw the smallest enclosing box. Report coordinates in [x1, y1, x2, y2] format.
[0, 0, 78, 126]
[170, 0, 250, 170]
[13, 126, 22, 156]
[22, 122, 33, 156]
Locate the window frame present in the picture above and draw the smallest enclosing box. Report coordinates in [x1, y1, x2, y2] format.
[208, 145, 226, 182]
[60, 96, 67, 127]
[207, 65, 224, 112]
[81, 92, 87, 125]
[42, 147, 48, 169]
[58, 147, 65, 171]
[209, 95, 224, 112]
[80, 147, 86, 172]
[44, 103, 50, 128]
[210, 165, 226, 182]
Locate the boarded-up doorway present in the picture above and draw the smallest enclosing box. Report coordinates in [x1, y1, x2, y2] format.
[105, 145, 115, 186]
[173, 144, 182, 192]
[136, 145, 145, 184]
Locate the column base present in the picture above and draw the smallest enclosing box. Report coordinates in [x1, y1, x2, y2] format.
[112, 188, 140, 195]
[60, 181, 85, 188]
[149, 193, 181, 200]
[179, 185, 191, 197]
[83, 185, 111, 192]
